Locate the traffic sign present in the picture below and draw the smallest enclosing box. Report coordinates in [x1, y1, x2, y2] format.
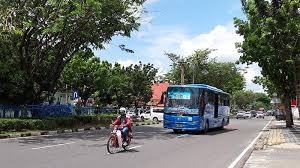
[72, 91, 79, 100]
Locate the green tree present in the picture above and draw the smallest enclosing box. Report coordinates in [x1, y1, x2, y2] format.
[107, 63, 131, 107]
[0, 0, 145, 104]
[253, 76, 278, 95]
[232, 90, 256, 110]
[59, 50, 111, 106]
[166, 49, 245, 94]
[126, 62, 158, 108]
[232, 90, 271, 111]
[234, 0, 300, 126]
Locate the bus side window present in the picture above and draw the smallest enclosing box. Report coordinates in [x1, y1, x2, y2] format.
[219, 95, 223, 106]
[223, 95, 229, 106]
[208, 91, 214, 105]
[199, 92, 206, 116]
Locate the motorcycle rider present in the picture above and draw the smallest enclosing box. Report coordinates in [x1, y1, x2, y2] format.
[111, 111, 132, 146]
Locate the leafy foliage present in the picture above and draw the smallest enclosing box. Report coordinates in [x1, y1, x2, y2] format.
[234, 0, 300, 126]
[165, 49, 245, 94]
[0, 0, 145, 104]
[231, 90, 271, 111]
[60, 54, 158, 107]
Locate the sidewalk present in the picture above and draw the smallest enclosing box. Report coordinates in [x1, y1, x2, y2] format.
[244, 119, 300, 168]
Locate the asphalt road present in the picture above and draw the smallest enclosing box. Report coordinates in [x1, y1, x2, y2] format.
[0, 117, 271, 168]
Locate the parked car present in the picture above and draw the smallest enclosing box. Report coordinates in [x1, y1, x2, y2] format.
[275, 110, 285, 120]
[140, 110, 151, 121]
[250, 110, 257, 117]
[126, 111, 136, 117]
[151, 107, 164, 122]
[256, 112, 264, 119]
[140, 107, 164, 122]
[236, 111, 246, 119]
[244, 112, 252, 118]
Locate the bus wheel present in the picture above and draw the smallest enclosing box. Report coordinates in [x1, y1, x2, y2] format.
[203, 121, 209, 134]
[220, 119, 225, 130]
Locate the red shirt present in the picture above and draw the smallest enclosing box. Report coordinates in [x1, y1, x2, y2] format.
[113, 116, 132, 132]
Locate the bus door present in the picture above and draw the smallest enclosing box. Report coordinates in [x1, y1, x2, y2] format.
[199, 90, 206, 117]
[214, 93, 219, 127]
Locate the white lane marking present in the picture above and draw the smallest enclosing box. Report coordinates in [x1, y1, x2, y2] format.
[227, 118, 272, 168]
[32, 142, 76, 150]
[176, 134, 189, 138]
[0, 135, 53, 142]
[128, 145, 142, 150]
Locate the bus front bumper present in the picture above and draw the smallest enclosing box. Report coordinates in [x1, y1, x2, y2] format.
[163, 121, 202, 131]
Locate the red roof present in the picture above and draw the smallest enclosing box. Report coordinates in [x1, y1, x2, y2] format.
[151, 82, 169, 102]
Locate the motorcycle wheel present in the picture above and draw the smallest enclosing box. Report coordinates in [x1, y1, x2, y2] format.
[107, 136, 119, 154]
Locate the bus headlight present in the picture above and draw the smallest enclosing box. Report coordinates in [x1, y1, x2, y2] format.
[190, 121, 198, 125]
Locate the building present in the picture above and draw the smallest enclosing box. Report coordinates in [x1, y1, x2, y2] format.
[148, 82, 169, 107]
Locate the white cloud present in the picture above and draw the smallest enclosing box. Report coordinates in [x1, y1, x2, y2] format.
[145, 0, 160, 5]
[137, 23, 264, 92]
[134, 25, 187, 73]
[240, 64, 265, 93]
[180, 24, 243, 62]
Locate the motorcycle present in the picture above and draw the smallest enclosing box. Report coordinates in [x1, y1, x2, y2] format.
[107, 125, 132, 154]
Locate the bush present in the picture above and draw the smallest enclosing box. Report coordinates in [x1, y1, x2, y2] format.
[0, 114, 119, 132]
[0, 118, 44, 132]
[97, 114, 118, 124]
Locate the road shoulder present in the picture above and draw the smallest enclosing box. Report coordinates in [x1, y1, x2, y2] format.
[244, 120, 300, 168]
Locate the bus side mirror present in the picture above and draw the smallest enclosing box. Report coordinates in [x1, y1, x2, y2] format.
[159, 92, 166, 104]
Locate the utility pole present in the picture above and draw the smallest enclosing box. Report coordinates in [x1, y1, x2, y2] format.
[178, 59, 185, 85]
[192, 63, 195, 84]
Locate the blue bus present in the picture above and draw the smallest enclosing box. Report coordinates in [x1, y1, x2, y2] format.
[163, 84, 230, 133]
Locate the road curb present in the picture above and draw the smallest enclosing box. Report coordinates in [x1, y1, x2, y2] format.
[0, 121, 160, 140]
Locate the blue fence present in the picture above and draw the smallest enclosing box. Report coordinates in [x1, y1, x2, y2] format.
[0, 105, 73, 118]
[0, 105, 119, 118]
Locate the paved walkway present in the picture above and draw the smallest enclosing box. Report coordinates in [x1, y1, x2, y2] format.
[244, 119, 300, 168]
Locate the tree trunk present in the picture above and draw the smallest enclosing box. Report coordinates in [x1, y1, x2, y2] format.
[284, 95, 293, 128]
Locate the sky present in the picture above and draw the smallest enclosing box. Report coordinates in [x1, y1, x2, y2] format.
[94, 0, 264, 93]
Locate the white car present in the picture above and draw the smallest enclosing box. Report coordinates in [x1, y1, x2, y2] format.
[140, 107, 164, 122]
[236, 111, 246, 119]
[244, 112, 252, 118]
[126, 111, 135, 117]
[140, 110, 151, 121]
[256, 112, 265, 119]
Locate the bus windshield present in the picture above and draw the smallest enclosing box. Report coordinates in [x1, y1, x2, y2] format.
[166, 87, 200, 110]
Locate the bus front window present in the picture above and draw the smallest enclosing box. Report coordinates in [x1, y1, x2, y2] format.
[166, 87, 200, 110]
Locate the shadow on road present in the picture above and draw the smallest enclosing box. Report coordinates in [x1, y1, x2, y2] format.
[204, 128, 238, 135]
[11, 125, 177, 146]
[170, 128, 238, 136]
[9, 124, 238, 147]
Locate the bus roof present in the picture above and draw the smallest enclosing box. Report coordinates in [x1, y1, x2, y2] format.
[168, 84, 229, 95]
